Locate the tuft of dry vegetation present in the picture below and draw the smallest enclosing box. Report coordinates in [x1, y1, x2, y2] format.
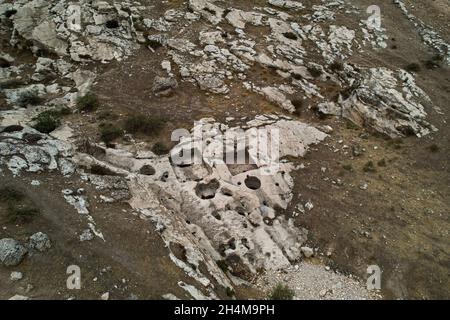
[269, 283, 295, 300]
[77, 92, 99, 112]
[124, 115, 165, 136]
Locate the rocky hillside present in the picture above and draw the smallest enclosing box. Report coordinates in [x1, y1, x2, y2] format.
[0, 0, 448, 300]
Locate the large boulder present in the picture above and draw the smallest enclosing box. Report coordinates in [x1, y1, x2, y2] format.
[0, 238, 27, 266]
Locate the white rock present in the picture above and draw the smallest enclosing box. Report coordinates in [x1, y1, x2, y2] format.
[10, 271, 23, 281]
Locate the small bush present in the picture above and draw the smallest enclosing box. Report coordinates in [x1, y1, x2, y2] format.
[405, 63, 421, 73]
[377, 159, 387, 167]
[77, 92, 99, 112]
[124, 115, 165, 136]
[97, 110, 118, 121]
[217, 260, 229, 273]
[99, 123, 123, 143]
[7, 206, 39, 223]
[363, 161, 376, 173]
[346, 121, 359, 130]
[329, 61, 344, 72]
[427, 144, 440, 153]
[0, 187, 24, 202]
[342, 164, 353, 171]
[152, 142, 170, 155]
[33, 111, 61, 133]
[17, 89, 42, 107]
[307, 66, 323, 78]
[424, 55, 443, 70]
[269, 283, 295, 300]
[4, 9, 17, 18]
[225, 287, 235, 297]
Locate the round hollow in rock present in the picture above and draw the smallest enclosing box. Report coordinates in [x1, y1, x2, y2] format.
[139, 164, 156, 176]
[244, 176, 261, 190]
[195, 179, 220, 200]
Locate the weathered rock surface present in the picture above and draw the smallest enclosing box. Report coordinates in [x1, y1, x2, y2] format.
[0, 238, 27, 266]
[28, 232, 52, 252]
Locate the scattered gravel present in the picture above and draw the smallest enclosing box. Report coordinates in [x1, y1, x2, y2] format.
[256, 262, 382, 300]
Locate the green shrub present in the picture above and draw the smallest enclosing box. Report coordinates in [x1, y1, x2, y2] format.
[33, 111, 61, 133]
[124, 115, 165, 136]
[99, 123, 123, 143]
[77, 92, 99, 112]
[269, 283, 295, 300]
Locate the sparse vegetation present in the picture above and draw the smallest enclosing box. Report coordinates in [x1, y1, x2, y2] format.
[225, 287, 235, 297]
[99, 122, 123, 143]
[97, 110, 118, 121]
[342, 164, 353, 171]
[363, 161, 376, 173]
[7, 206, 40, 223]
[388, 138, 403, 150]
[424, 54, 443, 70]
[32, 108, 71, 133]
[307, 66, 323, 78]
[33, 111, 60, 133]
[427, 144, 440, 153]
[346, 121, 359, 130]
[152, 142, 170, 155]
[76, 92, 99, 112]
[269, 283, 295, 300]
[405, 63, 421, 73]
[377, 159, 387, 167]
[0, 187, 24, 202]
[217, 259, 229, 273]
[329, 61, 344, 72]
[17, 89, 42, 107]
[0, 187, 39, 224]
[124, 115, 165, 136]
